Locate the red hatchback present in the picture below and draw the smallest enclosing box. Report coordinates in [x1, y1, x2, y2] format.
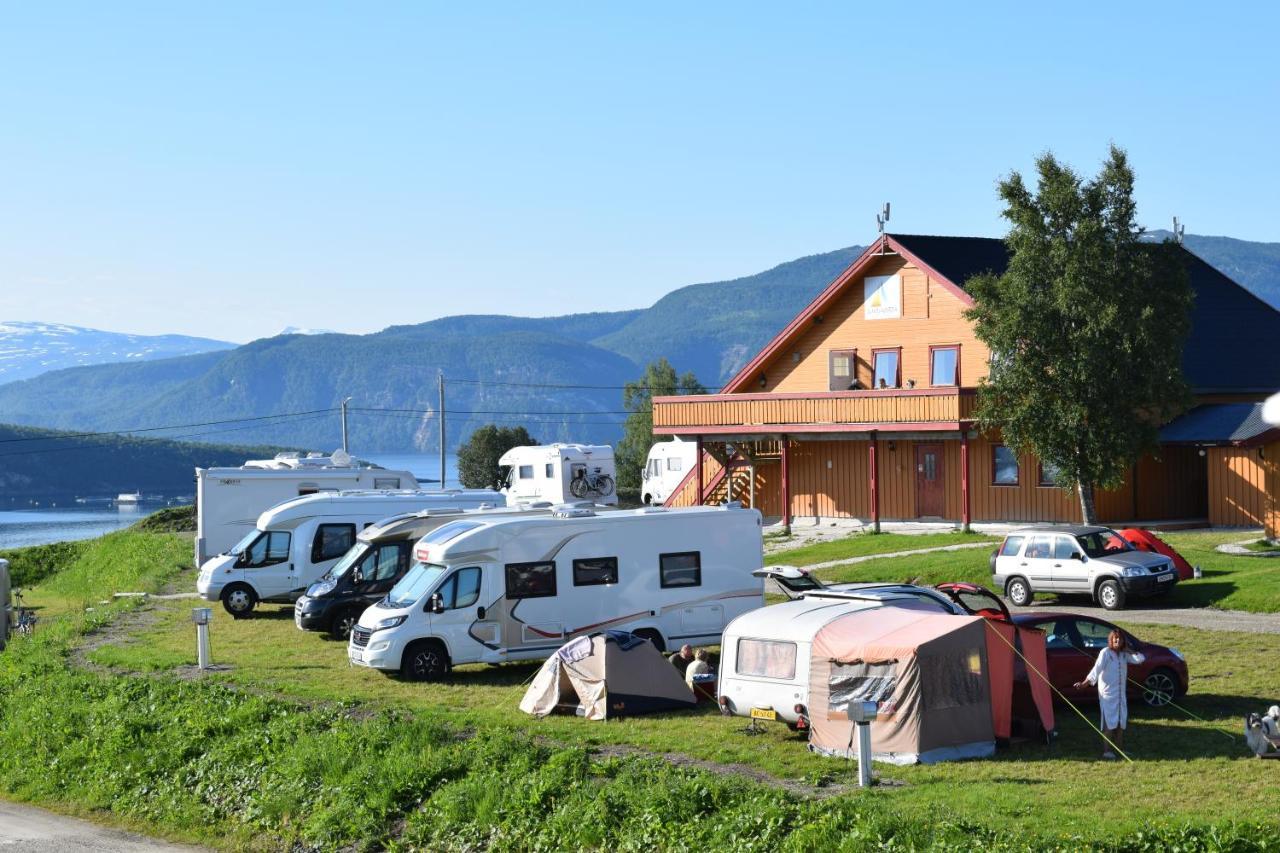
[1011, 612, 1188, 708]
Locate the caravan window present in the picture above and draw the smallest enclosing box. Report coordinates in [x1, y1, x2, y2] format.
[505, 561, 557, 599]
[438, 567, 482, 609]
[666, 457, 683, 472]
[311, 524, 356, 563]
[828, 661, 898, 716]
[659, 552, 701, 588]
[545, 463, 554, 478]
[518, 465, 534, 479]
[238, 531, 291, 568]
[373, 477, 401, 490]
[573, 557, 618, 586]
[735, 638, 796, 679]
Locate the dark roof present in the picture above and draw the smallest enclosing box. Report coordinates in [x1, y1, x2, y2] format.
[888, 233, 1280, 394]
[1158, 403, 1278, 446]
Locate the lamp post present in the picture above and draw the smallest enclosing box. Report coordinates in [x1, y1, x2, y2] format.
[192, 607, 212, 670]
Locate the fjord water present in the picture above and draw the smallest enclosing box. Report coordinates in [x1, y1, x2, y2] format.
[0, 504, 160, 550]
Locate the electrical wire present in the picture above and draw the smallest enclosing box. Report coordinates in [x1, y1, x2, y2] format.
[0, 408, 340, 445]
[444, 377, 723, 392]
[0, 413, 335, 458]
[349, 406, 633, 416]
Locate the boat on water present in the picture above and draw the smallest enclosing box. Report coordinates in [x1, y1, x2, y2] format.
[116, 492, 142, 504]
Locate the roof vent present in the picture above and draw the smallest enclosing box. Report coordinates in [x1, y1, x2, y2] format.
[634, 506, 668, 514]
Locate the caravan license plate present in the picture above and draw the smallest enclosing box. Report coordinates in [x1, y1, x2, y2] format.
[750, 708, 777, 721]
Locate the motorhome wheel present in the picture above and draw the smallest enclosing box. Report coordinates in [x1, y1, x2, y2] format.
[220, 584, 258, 618]
[330, 608, 360, 640]
[402, 640, 449, 681]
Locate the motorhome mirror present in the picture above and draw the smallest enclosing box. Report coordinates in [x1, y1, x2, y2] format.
[428, 593, 445, 614]
[352, 568, 364, 585]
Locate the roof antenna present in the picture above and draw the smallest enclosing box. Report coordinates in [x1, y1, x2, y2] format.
[1172, 216, 1185, 245]
[876, 202, 891, 234]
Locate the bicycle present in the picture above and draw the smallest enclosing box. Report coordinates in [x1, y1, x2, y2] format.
[12, 589, 37, 636]
[569, 466, 615, 499]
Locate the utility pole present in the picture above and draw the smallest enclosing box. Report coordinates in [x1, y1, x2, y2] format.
[437, 373, 446, 489]
[340, 397, 352, 453]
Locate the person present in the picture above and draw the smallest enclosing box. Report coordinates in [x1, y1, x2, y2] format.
[1074, 629, 1145, 759]
[684, 649, 712, 687]
[668, 644, 695, 677]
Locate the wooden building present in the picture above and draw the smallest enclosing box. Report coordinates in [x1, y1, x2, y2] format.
[654, 234, 1280, 529]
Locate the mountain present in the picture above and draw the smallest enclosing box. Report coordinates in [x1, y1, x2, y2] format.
[0, 233, 1275, 452]
[0, 422, 284, 502]
[0, 321, 236, 384]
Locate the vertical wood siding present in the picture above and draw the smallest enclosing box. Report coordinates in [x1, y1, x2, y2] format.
[1266, 442, 1280, 539]
[1208, 447, 1267, 526]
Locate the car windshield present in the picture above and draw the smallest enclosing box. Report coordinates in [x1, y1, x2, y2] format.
[386, 562, 447, 608]
[1076, 530, 1131, 558]
[226, 529, 264, 556]
[320, 541, 369, 582]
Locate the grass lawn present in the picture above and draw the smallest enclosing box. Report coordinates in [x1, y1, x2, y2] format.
[764, 530, 998, 567]
[1244, 539, 1280, 553]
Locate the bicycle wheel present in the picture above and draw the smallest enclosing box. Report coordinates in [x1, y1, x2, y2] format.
[597, 475, 615, 496]
[569, 478, 588, 499]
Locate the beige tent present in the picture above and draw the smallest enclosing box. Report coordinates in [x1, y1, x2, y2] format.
[520, 631, 696, 720]
[808, 609, 995, 765]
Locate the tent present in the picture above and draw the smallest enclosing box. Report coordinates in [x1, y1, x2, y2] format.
[808, 610, 999, 765]
[1118, 528, 1195, 580]
[520, 630, 696, 720]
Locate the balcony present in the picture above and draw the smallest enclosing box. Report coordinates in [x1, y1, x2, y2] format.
[652, 388, 976, 436]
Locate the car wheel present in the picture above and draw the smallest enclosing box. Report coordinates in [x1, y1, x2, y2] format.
[1097, 579, 1126, 611]
[642, 493, 653, 506]
[632, 628, 665, 653]
[1005, 577, 1033, 607]
[1141, 668, 1178, 707]
[220, 584, 257, 618]
[401, 640, 449, 682]
[329, 608, 360, 640]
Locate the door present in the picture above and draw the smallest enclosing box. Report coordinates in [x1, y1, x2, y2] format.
[431, 566, 488, 665]
[1036, 617, 1095, 700]
[353, 543, 409, 602]
[1049, 535, 1090, 593]
[1021, 534, 1056, 591]
[915, 444, 945, 517]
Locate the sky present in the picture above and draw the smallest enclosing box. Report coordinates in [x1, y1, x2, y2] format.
[1, 3, 1277, 343]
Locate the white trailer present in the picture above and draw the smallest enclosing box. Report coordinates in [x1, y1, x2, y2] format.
[499, 444, 617, 506]
[194, 452, 419, 566]
[196, 488, 501, 617]
[348, 503, 764, 680]
[641, 438, 698, 506]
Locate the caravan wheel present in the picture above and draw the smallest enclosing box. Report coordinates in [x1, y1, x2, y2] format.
[401, 640, 450, 681]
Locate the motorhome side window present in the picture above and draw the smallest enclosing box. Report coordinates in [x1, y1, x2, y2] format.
[659, 551, 701, 588]
[311, 524, 356, 562]
[505, 561, 557, 599]
[242, 531, 291, 567]
[518, 465, 534, 479]
[373, 477, 400, 489]
[666, 457, 683, 472]
[573, 557, 618, 586]
[544, 463, 554, 478]
[438, 567, 482, 609]
[365, 544, 403, 582]
[735, 638, 796, 679]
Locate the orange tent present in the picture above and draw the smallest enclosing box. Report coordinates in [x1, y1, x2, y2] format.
[1119, 528, 1195, 580]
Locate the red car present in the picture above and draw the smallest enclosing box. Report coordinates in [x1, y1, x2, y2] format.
[1011, 612, 1188, 708]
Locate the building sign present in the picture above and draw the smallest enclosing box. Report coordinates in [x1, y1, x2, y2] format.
[864, 274, 901, 320]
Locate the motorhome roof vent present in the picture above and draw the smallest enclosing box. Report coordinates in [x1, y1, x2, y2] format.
[421, 507, 464, 516]
[553, 507, 597, 519]
[634, 506, 668, 514]
[526, 501, 554, 509]
[722, 501, 744, 510]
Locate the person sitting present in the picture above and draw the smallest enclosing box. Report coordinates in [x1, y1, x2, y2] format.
[668, 644, 695, 677]
[684, 648, 712, 687]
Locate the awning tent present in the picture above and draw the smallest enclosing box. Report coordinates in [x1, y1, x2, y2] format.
[520, 630, 696, 721]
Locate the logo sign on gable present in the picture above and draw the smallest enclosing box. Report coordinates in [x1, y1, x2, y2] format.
[863, 274, 901, 320]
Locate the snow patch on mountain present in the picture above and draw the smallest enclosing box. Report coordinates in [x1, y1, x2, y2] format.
[0, 321, 236, 384]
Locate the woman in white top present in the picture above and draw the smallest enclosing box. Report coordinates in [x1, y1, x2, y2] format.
[1074, 629, 1145, 760]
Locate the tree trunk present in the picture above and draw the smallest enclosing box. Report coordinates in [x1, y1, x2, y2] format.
[1077, 481, 1098, 525]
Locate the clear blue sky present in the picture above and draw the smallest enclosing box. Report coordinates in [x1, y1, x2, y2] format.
[1, 3, 1276, 342]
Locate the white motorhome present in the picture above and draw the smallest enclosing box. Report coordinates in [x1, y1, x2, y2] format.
[195, 451, 420, 566]
[500, 444, 617, 506]
[197, 488, 501, 617]
[641, 438, 698, 506]
[348, 504, 764, 680]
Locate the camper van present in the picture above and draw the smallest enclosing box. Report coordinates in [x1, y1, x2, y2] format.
[294, 502, 587, 638]
[641, 438, 698, 506]
[499, 444, 618, 506]
[348, 504, 764, 680]
[197, 489, 501, 617]
[195, 451, 420, 566]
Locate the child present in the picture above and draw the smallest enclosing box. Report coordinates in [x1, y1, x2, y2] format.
[1074, 629, 1145, 759]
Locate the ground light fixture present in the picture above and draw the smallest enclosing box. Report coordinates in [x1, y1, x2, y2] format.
[192, 607, 212, 670]
[847, 699, 879, 787]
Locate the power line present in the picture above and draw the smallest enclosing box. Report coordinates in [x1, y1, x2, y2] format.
[445, 377, 723, 392]
[349, 410, 628, 427]
[0, 408, 339, 445]
[349, 406, 632, 416]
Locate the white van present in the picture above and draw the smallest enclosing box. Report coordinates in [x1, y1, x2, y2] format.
[195, 452, 419, 566]
[642, 438, 698, 505]
[348, 504, 764, 680]
[500, 444, 618, 506]
[197, 488, 501, 617]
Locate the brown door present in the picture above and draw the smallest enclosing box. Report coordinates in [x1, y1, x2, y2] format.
[915, 444, 945, 517]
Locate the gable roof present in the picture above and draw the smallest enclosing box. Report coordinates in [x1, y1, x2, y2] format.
[723, 233, 1280, 395]
[1158, 403, 1279, 446]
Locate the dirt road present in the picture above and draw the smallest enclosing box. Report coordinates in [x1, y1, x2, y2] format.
[0, 799, 199, 851]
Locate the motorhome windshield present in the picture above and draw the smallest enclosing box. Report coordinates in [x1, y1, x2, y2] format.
[321, 542, 370, 582]
[386, 563, 447, 608]
[226, 529, 264, 556]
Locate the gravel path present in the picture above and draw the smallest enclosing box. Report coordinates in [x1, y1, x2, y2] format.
[1013, 601, 1280, 634]
[0, 800, 201, 851]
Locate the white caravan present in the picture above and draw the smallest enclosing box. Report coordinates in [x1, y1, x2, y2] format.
[195, 451, 419, 566]
[197, 488, 501, 617]
[500, 444, 618, 506]
[641, 438, 698, 506]
[348, 504, 764, 680]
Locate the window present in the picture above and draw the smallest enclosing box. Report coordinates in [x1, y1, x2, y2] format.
[518, 465, 534, 479]
[659, 551, 701, 588]
[439, 567, 483, 609]
[366, 544, 405, 582]
[373, 477, 401, 490]
[999, 535, 1025, 557]
[872, 349, 900, 389]
[1074, 619, 1115, 651]
[829, 348, 858, 391]
[992, 445, 1019, 485]
[646, 459, 660, 478]
[828, 661, 898, 716]
[240, 531, 291, 568]
[505, 561, 557, 599]
[929, 346, 959, 386]
[573, 556, 618, 586]
[1053, 536, 1078, 561]
[1038, 460, 1062, 487]
[544, 463, 554, 478]
[1039, 620, 1076, 650]
[666, 457, 683, 472]
[1076, 530, 1132, 558]
[311, 523, 356, 562]
[921, 648, 986, 712]
[1024, 535, 1054, 559]
[735, 638, 797, 679]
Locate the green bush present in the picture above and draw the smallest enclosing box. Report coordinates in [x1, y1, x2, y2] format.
[130, 505, 196, 534]
[0, 540, 89, 587]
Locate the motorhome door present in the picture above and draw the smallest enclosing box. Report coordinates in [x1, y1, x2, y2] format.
[428, 565, 498, 665]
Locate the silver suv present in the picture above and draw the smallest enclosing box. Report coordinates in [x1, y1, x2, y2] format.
[991, 526, 1178, 610]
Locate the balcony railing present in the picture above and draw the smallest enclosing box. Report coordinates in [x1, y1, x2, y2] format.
[652, 388, 976, 433]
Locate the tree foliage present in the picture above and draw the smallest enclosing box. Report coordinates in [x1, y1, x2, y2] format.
[964, 146, 1193, 523]
[456, 424, 537, 490]
[615, 359, 706, 491]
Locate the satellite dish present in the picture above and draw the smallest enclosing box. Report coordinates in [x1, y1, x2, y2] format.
[331, 448, 352, 466]
[1264, 392, 1280, 427]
